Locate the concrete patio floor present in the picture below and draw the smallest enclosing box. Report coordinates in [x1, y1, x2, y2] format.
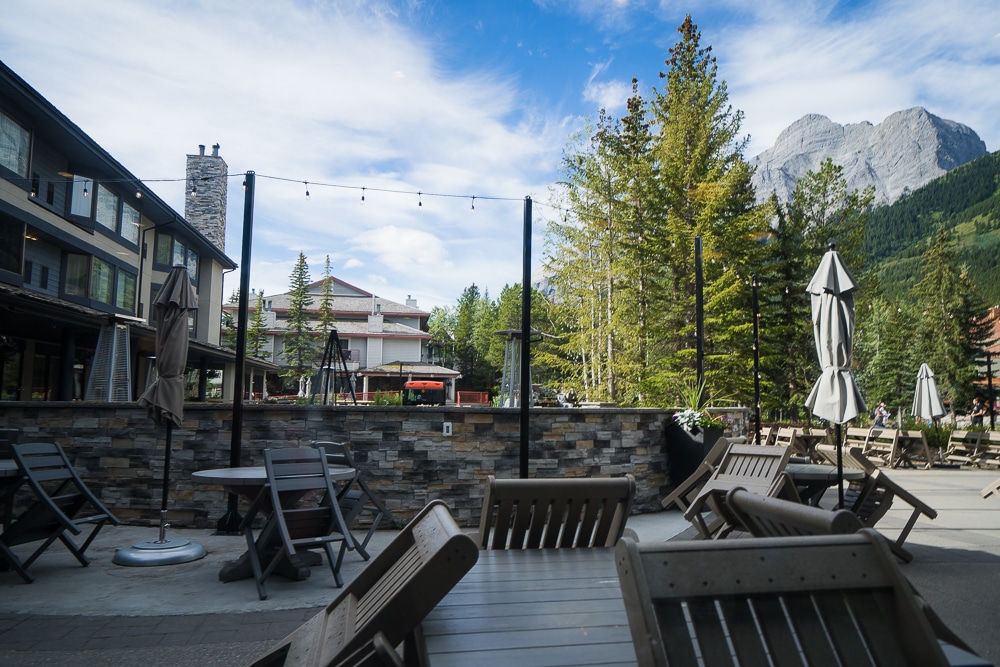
[2, 466, 999, 666]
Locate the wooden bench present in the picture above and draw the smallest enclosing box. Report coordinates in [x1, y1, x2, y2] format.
[844, 426, 872, 451]
[249, 500, 478, 667]
[478, 474, 635, 549]
[863, 427, 901, 466]
[615, 530, 953, 666]
[974, 431, 1000, 468]
[944, 430, 984, 466]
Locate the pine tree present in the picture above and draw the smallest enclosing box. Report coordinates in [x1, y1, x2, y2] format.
[318, 255, 336, 338]
[247, 291, 267, 359]
[281, 253, 315, 385]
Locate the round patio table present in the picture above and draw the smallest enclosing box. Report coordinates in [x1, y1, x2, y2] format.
[193, 464, 356, 582]
[785, 463, 865, 507]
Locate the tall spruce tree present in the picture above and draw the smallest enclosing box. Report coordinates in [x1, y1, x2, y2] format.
[247, 290, 267, 359]
[318, 255, 335, 339]
[281, 253, 315, 385]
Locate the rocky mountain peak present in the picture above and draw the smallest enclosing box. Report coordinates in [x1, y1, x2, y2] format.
[750, 107, 987, 205]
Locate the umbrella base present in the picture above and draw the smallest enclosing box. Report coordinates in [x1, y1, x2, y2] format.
[113, 537, 207, 567]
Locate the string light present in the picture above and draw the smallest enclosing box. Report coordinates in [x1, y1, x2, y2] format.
[471, 195, 475, 213]
[304, 181, 310, 200]
[83, 180, 89, 197]
[135, 189, 142, 199]
[361, 187, 365, 204]
[418, 191, 423, 207]
[190, 179, 197, 195]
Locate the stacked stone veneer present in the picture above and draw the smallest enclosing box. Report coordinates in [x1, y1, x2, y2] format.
[185, 144, 228, 252]
[0, 403, 735, 529]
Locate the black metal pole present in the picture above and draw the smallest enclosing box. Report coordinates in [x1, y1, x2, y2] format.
[218, 171, 254, 534]
[752, 274, 762, 445]
[836, 423, 845, 508]
[695, 235, 704, 403]
[988, 352, 995, 431]
[519, 196, 532, 479]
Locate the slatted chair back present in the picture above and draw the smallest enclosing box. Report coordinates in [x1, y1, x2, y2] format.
[660, 437, 732, 513]
[249, 500, 478, 667]
[979, 431, 1000, 468]
[982, 474, 1000, 500]
[242, 447, 355, 600]
[682, 444, 792, 539]
[773, 427, 797, 449]
[614, 530, 950, 667]
[752, 425, 776, 446]
[1, 442, 119, 583]
[844, 426, 872, 451]
[312, 441, 394, 560]
[723, 487, 864, 537]
[478, 474, 635, 550]
[863, 427, 901, 466]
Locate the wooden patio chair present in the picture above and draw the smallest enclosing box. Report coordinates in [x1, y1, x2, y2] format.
[682, 444, 793, 540]
[894, 429, 934, 469]
[312, 441, 394, 560]
[660, 436, 732, 513]
[478, 474, 635, 549]
[242, 447, 355, 600]
[249, 500, 478, 667]
[751, 425, 776, 446]
[723, 486, 865, 537]
[615, 530, 955, 666]
[816, 444, 936, 562]
[973, 431, 1000, 468]
[1, 442, 119, 584]
[980, 474, 1000, 500]
[864, 427, 901, 466]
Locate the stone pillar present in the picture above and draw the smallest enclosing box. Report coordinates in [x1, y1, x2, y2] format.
[185, 144, 228, 253]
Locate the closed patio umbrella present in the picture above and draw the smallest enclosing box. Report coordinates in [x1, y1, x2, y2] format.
[804, 244, 867, 507]
[913, 363, 947, 459]
[114, 265, 205, 566]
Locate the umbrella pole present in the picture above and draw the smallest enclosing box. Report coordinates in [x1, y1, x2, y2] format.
[835, 423, 844, 508]
[158, 421, 173, 543]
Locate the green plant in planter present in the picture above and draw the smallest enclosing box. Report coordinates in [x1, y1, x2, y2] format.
[672, 378, 733, 433]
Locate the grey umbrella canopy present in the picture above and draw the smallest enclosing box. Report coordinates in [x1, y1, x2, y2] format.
[804, 246, 866, 423]
[804, 245, 866, 508]
[913, 363, 947, 422]
[116, 266, 205, 565]
[138, 265, 197, 427]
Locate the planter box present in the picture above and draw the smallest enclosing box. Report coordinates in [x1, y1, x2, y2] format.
[665, 424, 724, 485]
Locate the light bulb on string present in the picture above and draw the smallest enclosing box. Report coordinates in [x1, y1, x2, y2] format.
[418, 191, 423, 207]
[471, 196, 476, 213]
[135, 189, 142, 199]
[83, 181, 89, 197]
[361, 187, 366, 204]
[190, 180, 197, 195]
[304, 181, 310, 201]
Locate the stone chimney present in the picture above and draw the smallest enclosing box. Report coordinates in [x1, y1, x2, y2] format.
[185, 143, 228, 252]
[406, 294, 418, 308]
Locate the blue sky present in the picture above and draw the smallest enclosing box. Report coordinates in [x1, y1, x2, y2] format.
[2, 0, 998, 310]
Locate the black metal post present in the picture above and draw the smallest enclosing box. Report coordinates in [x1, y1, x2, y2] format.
[218, 171, 254, 534]
[836, 423, 845, 508]
[752, 274, 762, 445]
[695, 235, 704, 403]
[988, 352, 995, 430]
[519, 196, 532, 479]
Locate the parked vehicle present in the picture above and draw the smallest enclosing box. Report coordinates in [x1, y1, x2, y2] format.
[402, 380, 446, 406]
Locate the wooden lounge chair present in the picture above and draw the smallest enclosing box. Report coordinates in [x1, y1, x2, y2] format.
[478, 474, 635, 549]
[981, 475, 1000, 500]
[242, 447, 355, 600]
[1, 442, 119, 584]
[615, 530, 955, 666]
[816, 443, 936, 562]
[682, 444, 793, 540]
[723, 486, 865, 537]
[660, 437, 731, 513]
[249, 500, 478, 667]
[312, 441, 395, 560]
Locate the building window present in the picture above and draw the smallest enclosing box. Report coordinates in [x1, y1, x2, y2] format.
[69, 176, 92, 218]
[121, 202, 140, 244]
[0, 213, 24, 275]
[154, 231, 198, 283]
[186, 247, 199, 282]
[95, 185, 119, 232]
[91, 257, 114, 304]
[39, 266, 49, 290]
[155, 231, 173, 265]
[116, 270, 136, 310]
[0, 109, 30, 179]
[64, 254, 89, 296]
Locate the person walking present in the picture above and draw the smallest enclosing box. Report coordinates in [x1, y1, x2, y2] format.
[873, 402, 890, 428]
[971, 397, 986, 426]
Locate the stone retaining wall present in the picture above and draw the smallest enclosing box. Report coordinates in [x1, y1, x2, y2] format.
[0, 403, 746, 528]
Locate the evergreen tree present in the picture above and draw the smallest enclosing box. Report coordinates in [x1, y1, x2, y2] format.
[281, 253, 315, 384]
[220, 310, 237, 350]
[855, 297, 916, 414]
[247, 290, 268, 359]
[912, 227, 992, 422]
[318, 256, 336, 338]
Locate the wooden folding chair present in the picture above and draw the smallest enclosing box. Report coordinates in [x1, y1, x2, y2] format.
[682, 444, 793, 539]
[660, 437, 732, 513]
[615, 530, 953, 666]
[982, 474, 1000, 500]
[1, 442, 119, 583]
[312, 441, 394, 560]
[249, 500, 478, 667]
[478, 474, 635, 549]
[241, 447, 355, 600]
[816, 444, 936, 562]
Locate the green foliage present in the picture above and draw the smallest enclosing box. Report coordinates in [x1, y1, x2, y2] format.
[280, 252, 315, 382]
[371, 390, 402, 406]
[318, 256, 336, 337]
[247, 291, 267, 359]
